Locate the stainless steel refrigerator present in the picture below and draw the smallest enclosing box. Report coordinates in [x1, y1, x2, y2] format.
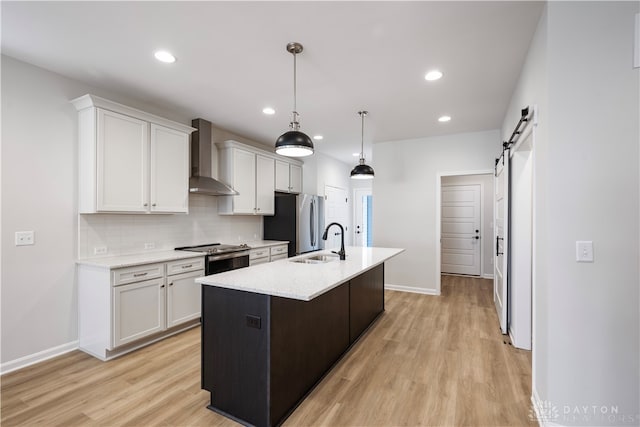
[264, 193, 324, 257]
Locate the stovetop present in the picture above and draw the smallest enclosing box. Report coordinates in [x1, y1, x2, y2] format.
[175, 243, 250, 255]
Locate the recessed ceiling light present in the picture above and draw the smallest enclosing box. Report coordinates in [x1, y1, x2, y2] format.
[154, 50, 176, 63]
[352, 152, 361, 157]
[438, 115, 452, 122]
[425, 70, 443, 81]
[262, 107, 275, 115]
[313, 135, 323, 140]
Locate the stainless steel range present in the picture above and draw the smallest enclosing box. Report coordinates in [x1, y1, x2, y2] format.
[175, 243, 250, 275]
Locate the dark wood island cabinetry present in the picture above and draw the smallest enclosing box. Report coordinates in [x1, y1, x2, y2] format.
[201, 263, 386, 427]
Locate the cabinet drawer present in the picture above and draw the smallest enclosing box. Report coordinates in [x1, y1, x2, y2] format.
[250, 257, 270, 266]
[113, 263, 163, 286]
[270, 245, 288, 256]
[249, 249, 269, 260]
[270, 253, 288, 262]
[166, 257, 205, 276]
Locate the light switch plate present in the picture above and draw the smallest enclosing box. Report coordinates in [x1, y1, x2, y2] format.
[15, 231, 35, 246]
[576, 241, 594, 262]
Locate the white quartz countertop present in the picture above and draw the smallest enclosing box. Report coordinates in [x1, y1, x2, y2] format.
[243, 240, 289, 249]
[196, 246, 404, 301]
[76, 250, 205, 269]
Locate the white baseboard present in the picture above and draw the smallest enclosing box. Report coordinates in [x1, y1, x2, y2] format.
[1, 340, 79, 375]
[531, 389, 565, 427]
[385, 284, 440, 296]
[482, 273, 494, 279]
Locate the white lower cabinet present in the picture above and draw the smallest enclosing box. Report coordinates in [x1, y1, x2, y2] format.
[167, 270, 202, 328]
[78, 255, 204, 361]
[113, 277, 165, 348]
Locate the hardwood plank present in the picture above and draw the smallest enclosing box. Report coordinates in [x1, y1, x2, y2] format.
[1, 275, 533, 426]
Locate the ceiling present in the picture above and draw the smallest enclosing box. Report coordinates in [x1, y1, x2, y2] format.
[1, 1, 544, 164]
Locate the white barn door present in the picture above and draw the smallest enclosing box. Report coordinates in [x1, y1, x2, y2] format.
[494, 151, 509, 334]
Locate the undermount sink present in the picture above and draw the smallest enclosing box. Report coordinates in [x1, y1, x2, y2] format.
[290, 253, 340, 264]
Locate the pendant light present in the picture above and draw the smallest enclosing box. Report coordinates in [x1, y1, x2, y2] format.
[351, 111, 374, 179]
[275, 42, 314, 157]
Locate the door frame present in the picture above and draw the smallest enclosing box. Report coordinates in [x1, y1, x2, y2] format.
[435, 169, 493, 295]
[353, 188, 372, 246]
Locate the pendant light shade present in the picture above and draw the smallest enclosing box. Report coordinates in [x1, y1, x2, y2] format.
[351, 111, 374, 180]
[275, 42, 314, 157]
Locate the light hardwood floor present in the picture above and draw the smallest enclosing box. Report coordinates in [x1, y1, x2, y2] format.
[1, 275, 534, 426]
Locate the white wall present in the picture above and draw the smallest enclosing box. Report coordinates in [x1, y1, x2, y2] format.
[0, 56, 261, 368]
[441, 174, 494, 278]
[504, 2, 640, 424]
[302, 151, 355, 246]
[373, 130, 500, 294]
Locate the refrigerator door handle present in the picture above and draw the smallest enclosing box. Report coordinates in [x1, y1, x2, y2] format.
[310, 199, 315, 247]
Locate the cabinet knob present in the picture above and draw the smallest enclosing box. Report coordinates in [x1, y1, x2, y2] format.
[169, 282, 173, 286]
[152, 203, 156, 207]
[143, 203, 148, 207]
[160, 284, 165, 288]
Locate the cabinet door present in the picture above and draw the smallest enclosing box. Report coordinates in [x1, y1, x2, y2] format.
[232, 148, 257, 214]
[97, 109, 148, 212]
[167, 270, 203, 328]
[289, 164, 302, 194]
[150, 124, 189, 213]
[112, 278, 165, 348]
[255, 155, 275, 215]
[275, 160, 290, 192]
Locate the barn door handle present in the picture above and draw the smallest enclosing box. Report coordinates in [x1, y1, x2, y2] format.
[496, 236, 504, 256]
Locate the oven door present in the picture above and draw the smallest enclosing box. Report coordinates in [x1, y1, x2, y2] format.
[205, 252, 250, 275]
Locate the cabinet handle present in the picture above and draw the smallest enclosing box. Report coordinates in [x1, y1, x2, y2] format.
[133, 272, 148, 278]
[181, 264, 193, 269]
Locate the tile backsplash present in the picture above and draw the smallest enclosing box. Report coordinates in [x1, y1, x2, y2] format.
[78, 194, 262, 258]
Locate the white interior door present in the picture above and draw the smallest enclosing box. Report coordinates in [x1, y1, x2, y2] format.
[494, 150, 509, 334]
[324, 185, 348, 250]
[441, 184, 481, 275]
[353, 188, 372, 247]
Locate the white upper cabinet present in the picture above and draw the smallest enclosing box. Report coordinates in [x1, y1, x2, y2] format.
[256, 155, 275, 214]
[289, 164, 302, 193]
[150, 124, 189, 213]
[275, 160, 303, 194]
[97, 109, 149, 212]
[229, 148, 258, 214]
[72, 94, 194, 214]
[217, 141, 291, 216]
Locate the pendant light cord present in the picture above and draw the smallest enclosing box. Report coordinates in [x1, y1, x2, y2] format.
[291, 51, 299, 130]
[359, 111, 368, 161]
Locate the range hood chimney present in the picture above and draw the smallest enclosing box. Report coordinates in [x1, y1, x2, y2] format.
[189, 118, 238, 196]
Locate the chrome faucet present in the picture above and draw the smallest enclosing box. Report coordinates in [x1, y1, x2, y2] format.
[322, 222, 346, 260]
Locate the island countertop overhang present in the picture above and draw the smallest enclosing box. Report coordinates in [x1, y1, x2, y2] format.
[195, 246, 404, 301]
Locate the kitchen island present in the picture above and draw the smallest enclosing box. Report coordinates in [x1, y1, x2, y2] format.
[196, 246, 404, 427]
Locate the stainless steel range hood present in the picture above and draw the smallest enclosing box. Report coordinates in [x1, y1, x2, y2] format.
[189, 118, 238, 196]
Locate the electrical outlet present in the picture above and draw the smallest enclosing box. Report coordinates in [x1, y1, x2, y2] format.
[246, 315, 261, 329]
[94, 246, 107, 255]
[15, 231, 35, 246]
[144, 242, 155, 250]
